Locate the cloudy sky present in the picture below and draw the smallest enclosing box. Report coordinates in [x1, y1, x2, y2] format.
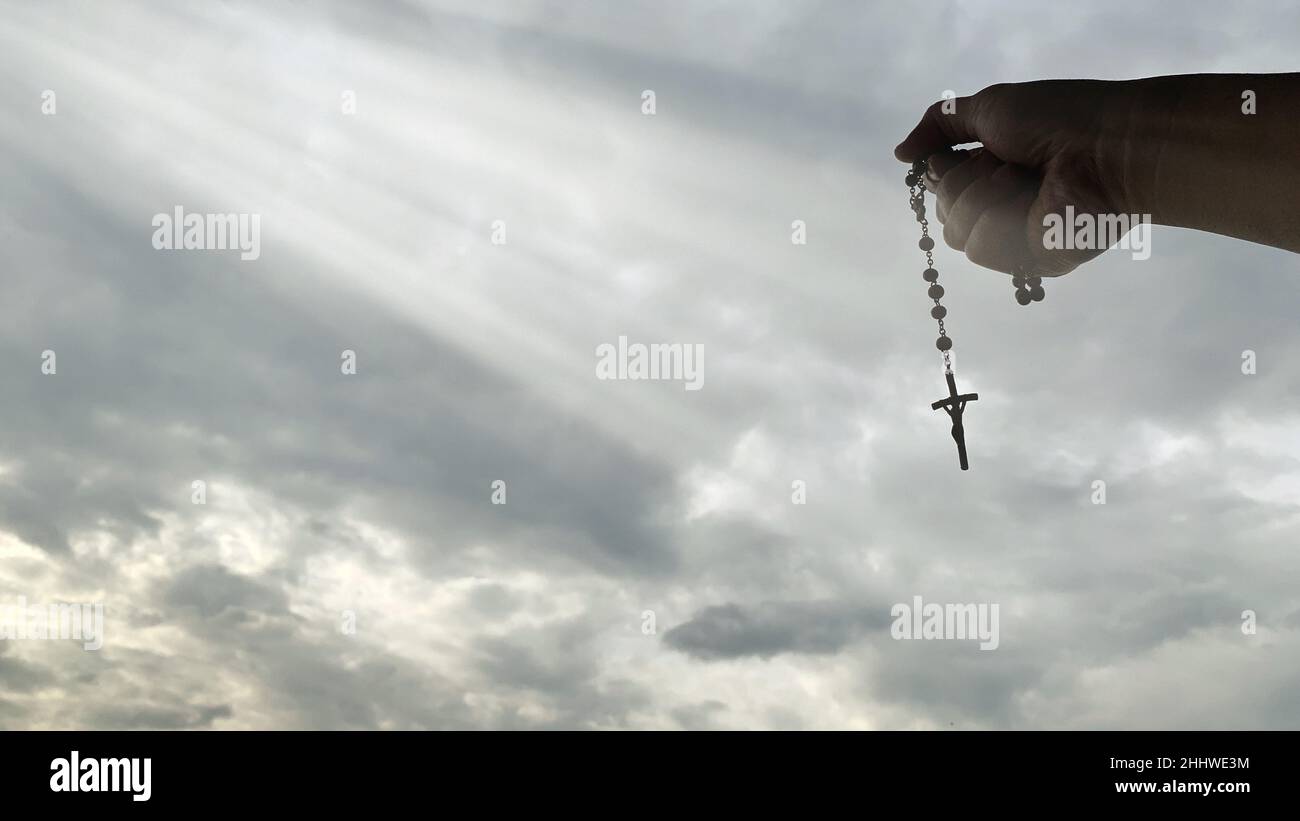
[1, 0, 1298, 729]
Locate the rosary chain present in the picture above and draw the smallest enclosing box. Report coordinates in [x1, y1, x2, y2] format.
[909, 157, 1048, 330]
[908, 162, 953, 373]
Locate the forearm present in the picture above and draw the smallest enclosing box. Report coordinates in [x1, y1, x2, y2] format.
[1107, 73, 1300, 252]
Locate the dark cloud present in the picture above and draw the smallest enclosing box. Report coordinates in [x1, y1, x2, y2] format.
[88, 703, 233, 731]
[670, 700, 728, 729]
[664, 601, 886, 659]
[0, 646, 56, 693]
[162, 565, 291, 621]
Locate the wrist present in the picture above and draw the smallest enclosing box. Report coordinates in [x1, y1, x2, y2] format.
[1094, 76, 1188, 222]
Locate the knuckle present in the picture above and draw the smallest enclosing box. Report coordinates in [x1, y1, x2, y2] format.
[933, 194, 952, 223]
[942, 219, 965, 251]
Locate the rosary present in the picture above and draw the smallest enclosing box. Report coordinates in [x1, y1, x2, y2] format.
[906, 157, 1045, 471]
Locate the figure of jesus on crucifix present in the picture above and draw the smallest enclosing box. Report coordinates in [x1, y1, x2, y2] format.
[931, 371, 978, 470]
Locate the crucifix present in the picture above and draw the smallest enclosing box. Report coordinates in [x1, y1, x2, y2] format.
[930, 371, 978, 470]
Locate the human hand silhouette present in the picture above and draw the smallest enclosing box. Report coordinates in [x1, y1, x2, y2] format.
[895, 80, 1136, 277]
[896, 75, 1300, 278]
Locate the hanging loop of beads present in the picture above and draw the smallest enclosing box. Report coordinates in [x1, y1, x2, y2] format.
[1013, 270, 1046, 305]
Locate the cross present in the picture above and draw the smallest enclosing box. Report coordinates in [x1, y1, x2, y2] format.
[931, 371, 978, 470]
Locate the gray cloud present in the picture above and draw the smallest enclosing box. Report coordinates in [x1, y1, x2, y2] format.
[664, 601, 885, 659]
[0, 0, 1297, 730]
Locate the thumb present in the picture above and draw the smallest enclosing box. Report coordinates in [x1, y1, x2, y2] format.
[894, 94, 983, 162]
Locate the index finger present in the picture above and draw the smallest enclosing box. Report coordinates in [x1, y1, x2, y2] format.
[894, 95, 982, 162]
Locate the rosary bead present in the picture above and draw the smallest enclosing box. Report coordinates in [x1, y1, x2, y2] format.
[1030, 285, 1045, 301]
[936, 335, 952, 352]
[922, 267, 939, 282]
[1015, 288, 1032, 306]
[1028, 276, 1042, 287]
[931, 305, 947, 319]
[927, 284, 944, 300]
[1012, 276, 1025, 288]
[918, 236, 934, 251]
[906, 173, 918, 187]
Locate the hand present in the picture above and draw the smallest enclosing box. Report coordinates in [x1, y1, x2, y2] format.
[895, 80, 1143, 278]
